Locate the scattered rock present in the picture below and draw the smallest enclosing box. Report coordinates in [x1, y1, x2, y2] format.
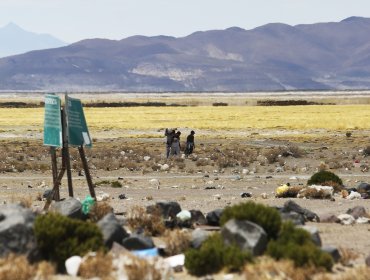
[96, 191, 110, 202]
[260, 193, 268, 199]
[242, 169, 250, 175]
[0, 204, 37, 258]
[322, 246, 341, 263]
[320, 214, 340, 223]
[206, 209, 223, 226]
[149, 178, 160, 189]
[161, 164, 170, 171]
[118, 194, 127, 200]
[42, 189, 53, 200]
[221, 219, 268, 256]
[213, 194, 221, 200]
[122, 234, 155, 250]
[240, 192, 252, 198]
[78, 170, 85, 176]
[356, 217, 370, 224]
[97, 213, 129, 248]
[51, 197, 84, 220]
[337, 214, 356, 225]
[279, 211, 305, 225]
[346, 206, 368, 219]
[357, 182, 370, 193]
[282, 200, 320, 222]
[143, 156, 151, 161]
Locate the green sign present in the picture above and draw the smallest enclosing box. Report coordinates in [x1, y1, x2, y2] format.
[66, 96, 92, 147]
[43, 94, 62, 147]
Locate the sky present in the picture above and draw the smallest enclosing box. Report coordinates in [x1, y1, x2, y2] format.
[1, 0, 370, 43]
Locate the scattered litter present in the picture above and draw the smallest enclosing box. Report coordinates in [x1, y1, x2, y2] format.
[132, 247, 159, 258]
[347, 191, 361, 200]
[65, 256, 82, 276]
[81, 195, 95, 214]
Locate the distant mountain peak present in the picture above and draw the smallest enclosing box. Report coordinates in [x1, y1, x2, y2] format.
[341, 16, 368, 23]
[2, 22, 23, 31]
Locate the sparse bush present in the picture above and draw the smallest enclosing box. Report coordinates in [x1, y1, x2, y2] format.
[220, 201, 282, 239]
[212, 102, 228, 106]
[162, 229, 191, 256]
[307, 170, 342, 187]
[89, 202, 113, 222]
[266, 222, 333, 271]
[123, 254, 162, 280]
[111, 181, 122, 188]
[126, 206, 165, 236]
[264, 148, 282, 164]
[184, 233, 252, 276]
[34, 212, 105, 271]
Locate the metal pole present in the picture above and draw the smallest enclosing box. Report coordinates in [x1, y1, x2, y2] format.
[50, 146, 59, 201]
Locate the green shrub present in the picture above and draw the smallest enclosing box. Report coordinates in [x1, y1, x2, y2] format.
[220, 201, 281, 239]
[110, 181, 122, 188]
[34, 212, 105, 271]
[307, 170, 342, 186]
[184, 233, 252, 276]
[266, 222, 333, 271]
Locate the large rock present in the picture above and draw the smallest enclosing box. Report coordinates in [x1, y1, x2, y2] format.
[97, 213, 129, 248]
[147, 201, 181, 219]
[189, 210, 207, 226]
[191, 228, 211, 249]
[346, 206, 369, 219]
[0, 204, 37, 258]
[122, 234, 155, 250]
[51, 197, 84, 220]
[221, 219, 268, 256]
[282, 200, 320, 222]
[206, 209, 223, 226]
[357, 182, 370, 193]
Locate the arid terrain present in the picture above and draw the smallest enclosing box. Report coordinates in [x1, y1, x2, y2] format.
[0, 92, 370, 279]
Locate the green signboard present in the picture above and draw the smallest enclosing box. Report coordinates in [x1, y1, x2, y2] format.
[66, 96, 92, 147]
[44, 94, 62, 147]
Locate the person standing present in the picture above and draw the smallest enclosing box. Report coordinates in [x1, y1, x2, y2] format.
[171, 131, 181, 156]
[165, 128, 176, 158]
[185, 130, 195, 157]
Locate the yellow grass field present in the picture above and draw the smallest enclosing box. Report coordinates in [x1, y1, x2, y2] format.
[0, 105, 369, 138]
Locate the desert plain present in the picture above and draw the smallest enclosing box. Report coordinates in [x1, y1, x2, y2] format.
[0, 91, 369, 279]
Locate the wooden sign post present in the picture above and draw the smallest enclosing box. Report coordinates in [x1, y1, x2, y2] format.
[43, 94, 95, 210]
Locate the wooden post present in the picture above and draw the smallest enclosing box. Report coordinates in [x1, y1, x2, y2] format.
[50, 146, 59, 201]
[62, 107, 74, 197]
[43, 165, 66, 210]
[78, 145, 96, 199]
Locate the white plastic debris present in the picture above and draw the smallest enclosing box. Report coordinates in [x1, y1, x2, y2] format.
[164, 254, 185, 268]
[65, 256, 82, 276]
[143, 156, 151, 161]
[160, 164, 170, 171]
[347, 191, 361, 200]
[176, 210, 191, 222]
[337, 214, 356, 225]
[96, 191, 110, 202]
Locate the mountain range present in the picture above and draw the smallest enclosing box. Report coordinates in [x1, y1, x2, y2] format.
[0, 23, 66, 58]
[1, 17, 370, 92]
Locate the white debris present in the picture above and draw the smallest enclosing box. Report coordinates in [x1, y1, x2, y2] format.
[356, 217, 370, 224]
[164, 254, 185, 268]
[337, 214, 356, 225]
[242, 169, 250, 175]
[96, 191, 110, 202]
[160, 164, 170, 171]
[65, 256, 82, 276]
[143, 156, 151, 161]
[347, 191, 362, 200]
[176, 210, 191, 222]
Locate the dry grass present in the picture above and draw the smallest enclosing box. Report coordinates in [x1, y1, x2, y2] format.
[89, 201, 114, 222]
[275, 186, 303, 198]
[338, 247, 359, 266]
[0, 254, 55, 280]
[79, 252, 114, 280]
[244, 256, 315, 280]
[162, 229, 191, 256]
[126, 206, 166, 236]
[314, 266, 370, 280]
[10, 195, 33, 208]
[298, 188, 332, 199]
[123, 255, 162, 280]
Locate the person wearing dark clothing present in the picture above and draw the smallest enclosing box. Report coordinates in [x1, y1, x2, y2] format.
[165, 128, 176, 158]
[171, 131, 181, 156]
[185, 130, 195, 157]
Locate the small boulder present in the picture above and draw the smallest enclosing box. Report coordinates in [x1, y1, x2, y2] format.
[122, 234, 155, 250]
[279, 211, 305, 225]
[189, 210, 207, 226]
[51, 197, 84, 220]
[0, 204, 37, 258]
[357, 182, 370, 193]
[148, 201, 181, 219]
[221, 219, 268, 256]
[322, 246, 341, 263]
[346, 206, 368, 219]
[320, 214, 341, 223]
[191, 228, 211, 249]
[206, 209, 223, 226]
[97, 213, 129, 248]
[282, 200, 320, 222]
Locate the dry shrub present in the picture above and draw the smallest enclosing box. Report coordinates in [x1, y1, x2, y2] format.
[126, 206, 165, 236]
[124, 255, 161, 280]
[323, 180, 343, 193]
[244, 256, 314, 280]
[314, 266, 370, 280]
[0, 254, 35, 280]
[11, 195, 32, 208]
[0, 254, 55, 280]
[276, 186, 303, 198]
[89, 201, 113, 222]
[264, 148, 282, 164]
[298, 188, 332, 199]
[79, 252, 113, 280]
[338, 247, 359, 266]
[162, 229, 191, 256]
